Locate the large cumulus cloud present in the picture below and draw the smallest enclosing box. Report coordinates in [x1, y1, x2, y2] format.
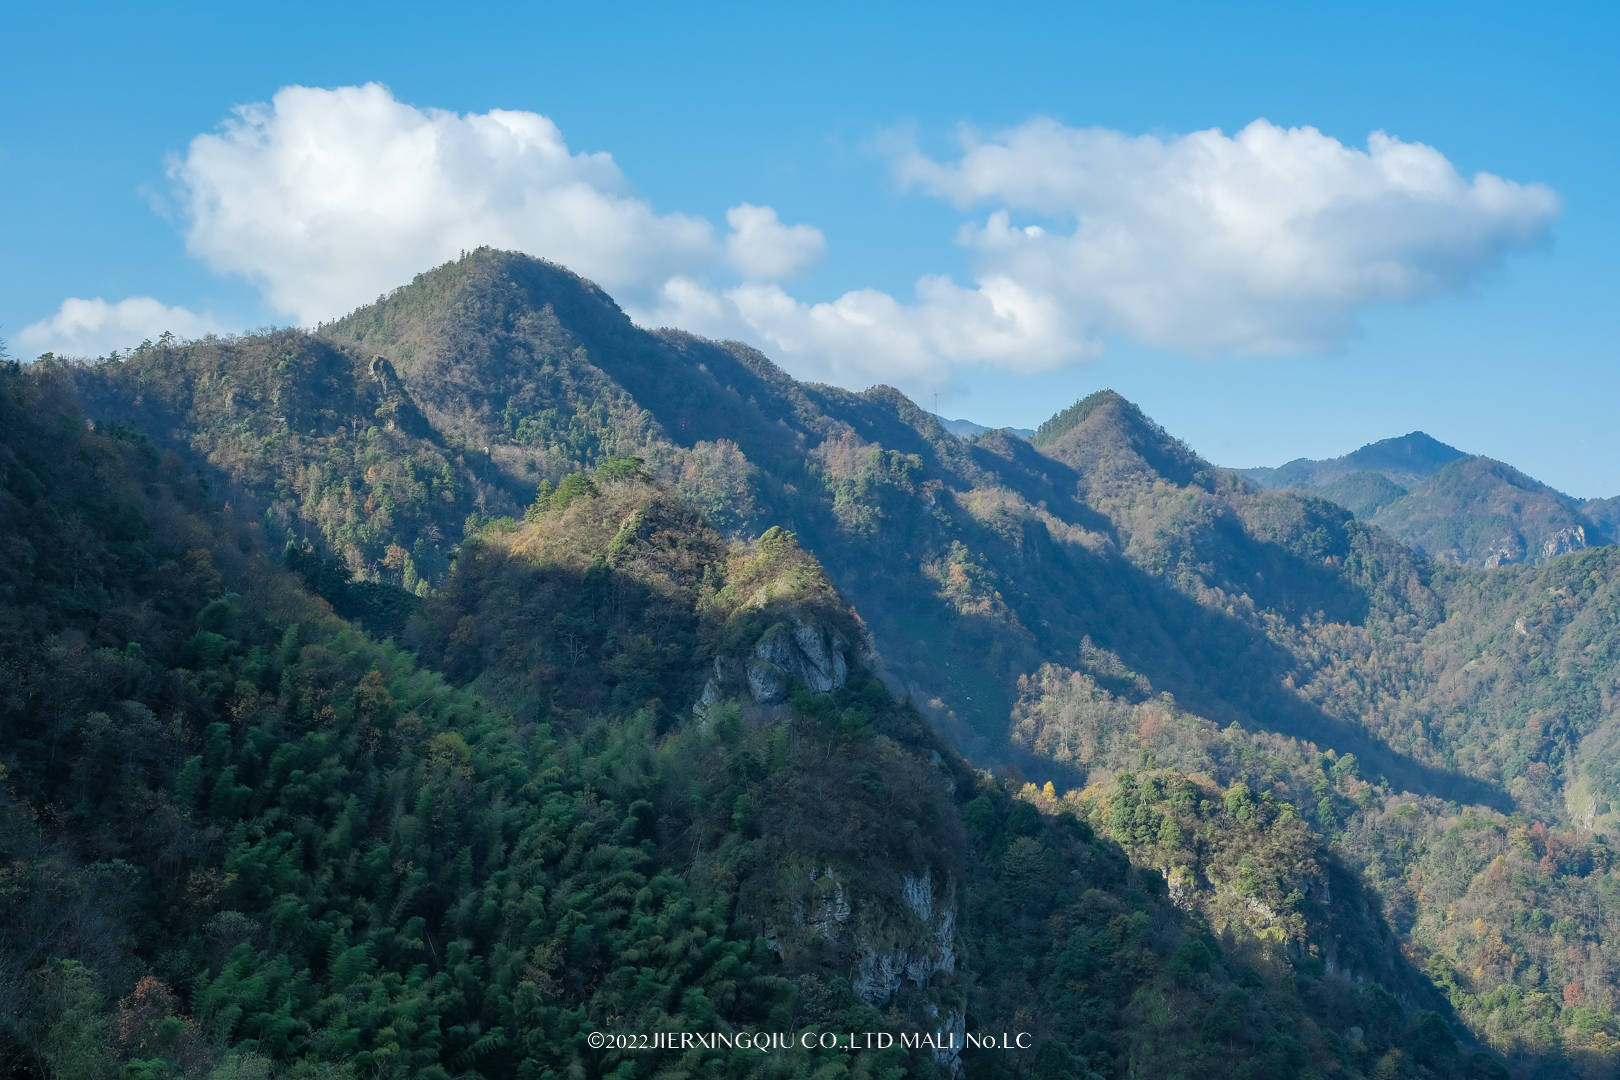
[894, 117, 1560, 353]
[34, 88, 1559, 399]
[169, 82, 718, 324]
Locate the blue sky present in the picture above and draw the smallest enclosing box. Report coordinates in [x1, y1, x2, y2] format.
[4, 1, 1617, 494]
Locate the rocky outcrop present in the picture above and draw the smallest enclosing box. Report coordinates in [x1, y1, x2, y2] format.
[1165, 865, 1196, 909]
[1539, 525, 1587, 562]
[747, 615, 850, 703]
[850, 870, 962, 1076]
[780, 866, 963, 1076]
[1482, 525, 1588, 568]
[1481, 533, 1527, 569]
[697, 613, 852, 714]
[925, 1006, 967, 1077]
[799, 865, 853, 942]
[745, 657, 790, 705]
[851, 871, 957, 1005]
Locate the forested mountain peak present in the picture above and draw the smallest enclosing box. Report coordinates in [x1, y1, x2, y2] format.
[1031, 389, 1209, 490]
[1369, 453, 1599, 566]
[321, 248, 832, 489]
[1343, 430, 1468, 480]
[1242, 430, 1467, 492]
[329, 246, 632, 359]
[1236, 429, 1616, 566]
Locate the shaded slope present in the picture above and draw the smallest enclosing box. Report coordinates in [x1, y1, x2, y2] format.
[1580, 494, 1620, 536]
[1313, 470, 1409, 518]
[61, 329, 503, 588]
[397, 459, 1491, 1080]
[57, 253, 1592, 812]
[60, 253, 1556, 804]
[0, 374, 1491, 1077]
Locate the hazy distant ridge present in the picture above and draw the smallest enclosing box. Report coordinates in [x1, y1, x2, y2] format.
[1237, 431, 1616, 565]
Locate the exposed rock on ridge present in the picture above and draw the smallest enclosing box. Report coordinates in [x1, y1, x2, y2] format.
[698, 611, 852, 713]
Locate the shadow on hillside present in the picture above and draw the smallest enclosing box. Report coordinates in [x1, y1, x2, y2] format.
[586, 326, 816, 474]
[1006, 513, 1511, 811]
[777, 426, 1512, 813]
[964, 432, 1119, 541]
[1303, 854, 1497, 1067]
[76, 324, 1511, 815]
[404, 538, 713, 728]
[613, 358, 1518, 812]
[1244, 533, 1368, 626]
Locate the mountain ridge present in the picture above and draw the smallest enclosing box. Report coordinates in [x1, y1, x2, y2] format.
[33, 248, 1620, 1072]
[1240, 431, 1468, 492]
[0, 355, 1488, 1078]
[936, 416, 1036, 441]
[1238, 430, 1615, 566]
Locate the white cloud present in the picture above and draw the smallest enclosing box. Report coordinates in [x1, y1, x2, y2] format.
[156, 89, 1561, 398]
[894, 118, 1561, 353]
[639, 272, 1084, 396]
[169, 83, 716, 324]
[166, 83, 1081, 397]
[17, 297, 221, 359]
[724, 203, 826, 280]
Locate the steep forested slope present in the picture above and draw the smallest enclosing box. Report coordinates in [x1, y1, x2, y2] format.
[36, 248, 1620, 1074]
[3, 361, 1494, 1078]
[1369, 457, 1596, 567]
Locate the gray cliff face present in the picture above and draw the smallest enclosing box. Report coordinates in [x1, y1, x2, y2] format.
[1482, 525, 1588, 568]
[688, 609, 964, 1069]
[850, 870, 957, 1007]
[860, 871, 964, 1077]
[780, 866, 964, 1077]
[1481, 533, 1528, 569]
[748, 615, 850, 702]
[697, 612, 852, 716]
[799, 865, 854, 941]
[1540, 524, 1588, 562]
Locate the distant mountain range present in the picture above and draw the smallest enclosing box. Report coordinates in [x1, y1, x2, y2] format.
[935, 416, 1035, 441]
[1237, 431, 1617, 566]
[939, 419, 1618, 569]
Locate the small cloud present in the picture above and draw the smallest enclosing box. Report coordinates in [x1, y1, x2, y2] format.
[17, 297, 221, 359]
[636, 272, 1084, 401]
[723, 203, 826, 280]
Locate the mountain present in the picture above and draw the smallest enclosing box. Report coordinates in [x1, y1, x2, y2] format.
[24, 247, 1620, 1074]
[936, 416, 1035, 441]
[1369, 455, 1596, 567]
[1240, 431, 1468, 491]
[1032, 389, 1209, 490]
[1, 359, 1468, 1079]
[1240, 432, 1616, 567]
[1582, 494, 1620, 542]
